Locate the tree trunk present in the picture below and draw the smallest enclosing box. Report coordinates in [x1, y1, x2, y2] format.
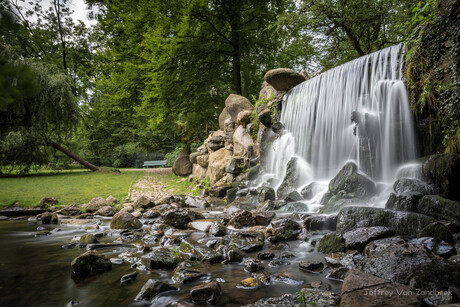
[229, 0, 242, 95]
[50, 142, 99, 171]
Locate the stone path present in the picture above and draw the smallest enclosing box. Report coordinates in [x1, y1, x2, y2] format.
[127, 168, 178, 202]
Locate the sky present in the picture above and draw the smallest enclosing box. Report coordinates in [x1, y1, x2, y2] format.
[67, 0, 96, 25]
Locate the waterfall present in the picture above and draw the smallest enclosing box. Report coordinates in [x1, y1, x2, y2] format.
[266, 44, 418, 190]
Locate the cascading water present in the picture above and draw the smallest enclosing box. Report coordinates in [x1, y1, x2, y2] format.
[265, 44, 418, 204]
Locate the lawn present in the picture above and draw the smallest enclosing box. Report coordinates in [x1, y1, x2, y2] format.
[0, 170, 145, 208]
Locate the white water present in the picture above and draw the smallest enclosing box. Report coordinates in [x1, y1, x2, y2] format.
[265, 44, 418, 193]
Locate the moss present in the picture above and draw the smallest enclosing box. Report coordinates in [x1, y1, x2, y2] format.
[318, 233, 345, 253]
[79, 233, 98, 244]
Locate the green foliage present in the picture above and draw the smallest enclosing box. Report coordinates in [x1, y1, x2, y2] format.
[165, 144, 185, 167]
[112, 143, 140, 168]
[405, 2, 460, 153]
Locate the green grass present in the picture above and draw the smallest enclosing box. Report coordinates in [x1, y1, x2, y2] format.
[0, 170, 145, 208]
[162, 174, 200, 196]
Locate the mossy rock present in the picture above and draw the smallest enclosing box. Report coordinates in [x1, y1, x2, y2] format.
[79, 233, 98, 244]
[71, 251, 112, 277]
[318, 233, 345, 253]
[329, 162, 376, 199]
[422, 153, 460, 201]
[419, 222, 453, 243]
[39, 212, 58, 224]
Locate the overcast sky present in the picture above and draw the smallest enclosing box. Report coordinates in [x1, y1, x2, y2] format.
[68, 0, 95, 25]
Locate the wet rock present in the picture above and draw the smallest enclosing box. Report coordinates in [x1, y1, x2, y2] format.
[226, 157, 245, 175]
[240, 277, 258, 288]
[394, 178, 436, 195]
[40, 197, 58, 206]
[143, 209, 160, 218]
[264, 68, 306, 91]
[83, 197, 109, 213]
[258, 109, 272, 128]
[271, 272, 304, 285]
[187, 219, 215, 232]
[35, 230, 51, 237]
[241, 293, 298, 307]
[329, 162, 376, 198]
[279, 201, 310, 212]
[284, 191, 302, 202]
[257, 186, 276, 203]
[417, 195, 460, 222]
[110, 258, 123, 264]
[319, 194, 368, 214]
[253, 211, 275, 226]
[172, 262, 206, 284]
[299, 261, 326, 273]
[423, 292, 454, 306]
[299, 182, 318, 200]
[228, 209, 255, 228]
[318, 232, 345, 253]
[303, 281, 331, 291]
[79, 233, 98, 245]
[184, 196, 208, 209]
[268, 218, 301, 241]
[162, 209, 204, 229]
[341, 269, 421, 307]
[303, 214, 337, 231]
[336, 206, 436, 237]
[190, 281, 222, 304]
[180, 238, 223, 263]
[133, 195, 156, 209]
[221, 231, 265, 253]
[385, 192, 422, 212]
[257, 251, 275, 260]
[110, 211, 142, 229]
[226, 188, 238, 203]
[55, 204, 81, 216]
[209, 221, 227, 236]
[342, 226, 395, 251]
[410, 237, 456, 259]
[95, 206, 117, 217]
[422, 153, 460, 200]
[134, 279, 177, 301]
[225, 247, 247, 263]
[324, 250, 362, 269]
[60, 219, 99, 226]
[259, 200, 286, 211]
[70, 251, 112, 277]
[419, 222, 453, 243]
[39, 212, 58, 224]
[360, 237, 460, 294]
[120, 271, 138, 285]
[277, 157, 300, 200]
[243, 258, 264, 272]
[326, 267, 349, 281]
[141, 247, 179, 269]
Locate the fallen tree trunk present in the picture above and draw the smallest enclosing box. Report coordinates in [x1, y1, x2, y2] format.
[50, 141, 99, 171]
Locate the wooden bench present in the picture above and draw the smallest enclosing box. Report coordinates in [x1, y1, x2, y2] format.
[143, 160, 167, 168]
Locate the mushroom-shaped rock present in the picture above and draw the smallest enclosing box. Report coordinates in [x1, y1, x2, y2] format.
[264, 68, 306, 91]
[225, 94, 254, 123]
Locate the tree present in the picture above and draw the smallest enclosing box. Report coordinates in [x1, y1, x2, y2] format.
[278, 0, 421, 70]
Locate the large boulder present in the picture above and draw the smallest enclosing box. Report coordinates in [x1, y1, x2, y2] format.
[417, 195, 460, 222]
[83, 197, 109, 213]
[341, 270, 421, 307]
[70, 251, 112, 277]
[328, 162, 376, 199]
[225, 94, 254, 123]
[258, 81, 277, 101]
[218, 107, 231, 131]
[336, 206, 436, 237]
[192, 164, 207, 181]
[110, 211, 143, 229]
[221, 231, 265, 253]
[422, 153, 460, 200]
[206, 148, 232, 185]
[233, 125, 254, 158]
[180, 238, 223, 263]
[95, 206, 117, 217]
[277, 157, 300, 199]
[342, 226, 395, 251]
[172, 146, 193, 177]
[385, 192, 422, 212]
[318, 232, 346, 253]
[133, 195, 156, 209]
[264, 68, 306, 92]
[393, 178, 436, 195]
[268, 218, 301, 241]
[319, 194, 368, 214]
[359, 237, 460, 295]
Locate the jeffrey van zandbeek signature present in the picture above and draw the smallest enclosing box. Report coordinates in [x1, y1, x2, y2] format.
[363, 288, 452, 297]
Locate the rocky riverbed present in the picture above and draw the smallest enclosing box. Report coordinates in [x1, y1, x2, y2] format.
[0, 154, 459, 306]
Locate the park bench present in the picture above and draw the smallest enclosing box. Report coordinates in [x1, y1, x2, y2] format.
[142, 160, 167, 168]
